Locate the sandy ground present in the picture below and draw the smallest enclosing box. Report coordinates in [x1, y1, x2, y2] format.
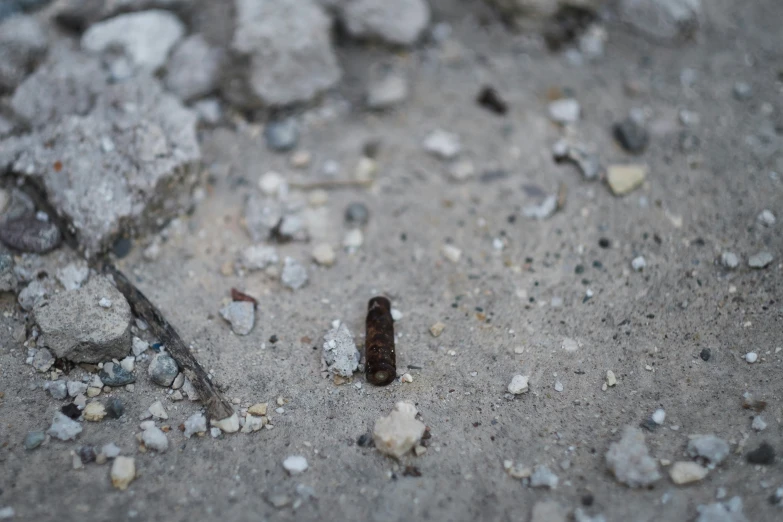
[1, 1, 782, 521]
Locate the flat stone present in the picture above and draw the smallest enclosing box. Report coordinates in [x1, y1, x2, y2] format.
[373, 401, 426, 458]
[241, 414, 266, 433]
[0, 217, 61, 254]
[248, 403, 268, 416]
[142, 426, 168, 452]
[81, 10, 185, 71]
[23, 430, 46, 450]
[721, 252, 739, 269]
[220, 301, 256, 336]
[522, 195, 557, 220]
[111, 456, 135, 490]
[441, 244, 462, 263]
[606, 426, 661, 487]
[131, 337, 149, 357]
[553, 140, 603, 180]
[99, 362, 135, 387]
[670, 461, 708, 484]
[67, 381, 88, 398]
[48, 411, 83, 441]
[508, 375, 529, 394]
[46, 380, 67, 400]
[430, 322, 446, 337]
[607, 165, 647, 196]
[83, 401, 106, 422]
[367, 72, 409, 109]
[164, 33, 223, 101]
[148, 400, 168, 420]
[184, 413, 207, 438]
[31, 348, 54, 372]
[748, 251, 773, 269]
[322, 323, 360, 378]
[148, 353, 179, 386]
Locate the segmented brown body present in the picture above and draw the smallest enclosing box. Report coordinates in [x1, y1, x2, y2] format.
[365, 296, 396, 386]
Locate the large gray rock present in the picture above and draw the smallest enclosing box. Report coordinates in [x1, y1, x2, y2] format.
[339, 0, 430, 45]
[618, 0, 702, 41]
[81, 9, 185, 71]
[34, 276, 132, 363]
[164, 34, 224, 101]
[224, 0, 341, 107]
[1, 76, 201, 256]
[0, 14, 48, 94]
[10, 46, 108, 129]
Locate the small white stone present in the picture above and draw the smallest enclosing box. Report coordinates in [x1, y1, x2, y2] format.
[142, 426, 169, 452]
[652, 409, 666, 425]
[751, 416, 767, 431]
[171, 373, 184, 390]
[240, 414, 266, 433]
[148, 400, 168, 420]
[373, 401, 426, 459]
[132, 337, 149, 356]
[423, 129, 461, 159]
[757, 209, 776, 227]
[554, 381, 564, 392]
[210, 427, 221, 438]
[102, 442, 121, 459]
[98, 297, 112, 308]
[669, 461, 708, 485]
[606, 370, 617, 387]
[721, 252, 740, 269]
[631, 256, 646, 272]
[343, 229, 364, 250]
[401, 373, 413, 383]
[84, 402, 107, 422]
[258, 171, 285, 196]
[441, 244, 462, 263]
[561, 338, 579, 352]
[391, 308, 403, 321]
[548, 98, 581, 124]
[120, 356, 135, 373]
[139, 420, 156, 431]
[0, 507, 15, 520]
[111, 457, 135, 490]
[282, 455, 308, 475]
[211, 412, 240, 433]
[312, 243, 336, 267]
[508, 375, 529, 395]
[67, 381, 88, 398]
[745, 352, 758, 363]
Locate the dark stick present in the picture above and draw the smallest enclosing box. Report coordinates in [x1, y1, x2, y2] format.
[365, 296, 396, 386]
[104, 264, 234, 420]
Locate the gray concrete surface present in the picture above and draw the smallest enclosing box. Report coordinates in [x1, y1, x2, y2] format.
[1, 0, 782, 521]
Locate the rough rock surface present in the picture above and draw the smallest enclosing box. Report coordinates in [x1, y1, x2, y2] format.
[322, 323, 360, 377]
[373, 401, 426, 458]
[1, 76, 201, 256]
[605, 426, 661, 487]
[81, 10, 185, 71]
[224, 0, 341, 107]
[33, 276, 132, 363]
[340, 0, 431, 46]
[0, 14, 48, 94]
[164, 34, 223, 101]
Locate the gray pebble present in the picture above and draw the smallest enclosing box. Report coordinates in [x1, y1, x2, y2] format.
[45, 380, 67, 400]
[265, 118, 299, 152]
[367, 73, 408, 110]
[748, 251, 773, 269]
[720, 252, 739, 269]
[106, 397, 125, 419]
[344, 202, 369, 227]
[148, 353, 179, 387]
[220, 301, 255, 336]
[0, 253, 15, 292]
[99, 362, 135, 387]
[0, 216, 61, 253]
[23, 430, 46, 450]
[31, 347, 54, 372]
[281, 257, 308, 290]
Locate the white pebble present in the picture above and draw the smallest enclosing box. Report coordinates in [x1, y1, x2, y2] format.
[258, 171, 285, 196]
[401, 373, 413, 383]
[554, 381, 563, 392]
[508, 375, 529, 395]
[441, 244, 462, 263]
[631, 256, 646, 272]
[98, 298, 112, 308]
[548, 98, 581, 124]
[757, 209, 776, 227]
[343, 229, 364, 250]
[282, 455, 308, 475]
[751, 416, 767, 431]
[652, 408, 666, 425]
[390, 308, 403, 321]
[745, 352, 758, 363]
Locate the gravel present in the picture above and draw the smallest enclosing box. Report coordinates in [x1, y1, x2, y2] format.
[264, 118, 300, 152]
[746, 442, 775, 465]
[23, 430, 45, 450]
[281, 257, 308, 290]
[606, 426, 661, 487]
[110, 456, 135, 490]
[142, 426, 169, 452]
[0, 217, 62, 254]
[721, 252, 740, 269]
[613, 117, 649, 154]
[282, 455, 308, 475]
[548, 98, 581, 124]
[373, 402, 426, 458]
[748, 251, 773, 268]
[339, 0, 430, 46]
[220, 301, 256, 336]
[106, 398, 125, 419]
[530, 465, 559, 489]
[507, 375, 529, 394]
[184, 413, 208, 439]
[148, 353, 180, 386]
[99, 362, 135, 387]
[423, 129, 461, 160]
[345, 202, 370, 227]
[367, 72, 409, 110]
[687, 434, 730, 465]
[47, 412, 83, 441]
[322, 323, 360, 378]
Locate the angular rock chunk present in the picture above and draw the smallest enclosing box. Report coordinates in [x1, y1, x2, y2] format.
[340, 0, 430, 46]
[34, 276, 132, 363]
[606, 426, 661, 487]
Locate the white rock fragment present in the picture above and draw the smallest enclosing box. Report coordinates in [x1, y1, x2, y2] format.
[441, 244, 462, 263]
[84, 402, 107, 422]
[757, 209, 776, 227]
[606, 370, 617, 387]
[131, 337, 149, 356]
[401, 373, 414, 383]
[530, 465, 559, 489]
[322, 323, 360, 378]
[751, 416, 767, 432]
[148, 400, 168, 420]
[258, 171, 285, 196]
[282, 455, 308, 475]
[631, 256, 647, 272]
[652, 409, 666, 425]
[695, 497, 748, 522]
[0, 507, 14, 520]
[240, 414, 266, 433]
[548, 98, 581, 124]
[373, 401, 426, 458]
[561, 338, 579, 352]
[390, 308, 403, 321]
[721, 252, 740, 269]
[184, 413, 207, 439]
[670, 461, 708, 484]
[281, 257, 308, 290]
[748, 252, 773, 269]
[46, 380, 68, 400]
[48, 412, 83, 440]
[312, 243, 336, 266]
[240, 245, 279, 271]
[110, 456, 136, 490]
[142, 426, 169, 452]
[554, 381, 564, 392]
[423, 129, 461, 159]
[507, 375, 529, 395]
[744, 352, 758, 364]
[343, 229, 364, 250]
[606, 426, 661, 487]
[429, 322, 446, 337]
[522, 195, 558, 220]
[120, 356, 135, 373]
[67, 381, 88, 398]
[220, 301, 255, 336]
[211, 413, 240, 434]
[98, 297, 112, 308]
[56, 262, 90, 291]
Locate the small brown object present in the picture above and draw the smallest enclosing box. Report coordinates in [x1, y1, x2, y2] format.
[365, 296, 396, 386]
[231, 288, 258, 307]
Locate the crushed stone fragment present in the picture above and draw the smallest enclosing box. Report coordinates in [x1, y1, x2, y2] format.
[606, 426, 661, 487]
[508, 375, 529, 395]
[282, 455, 308, 475]
[141, 426, 168, 452]
[83, 402, 106, 422]
[687, 435, 730, 466]
[322, 323, 360, 378]
[220, 301, 255, 336]
[211, 412, 240, 434]
[110, 456, 136, 490]
[184, 413, 207, 439]
[670, 461, 708, 484]
[48, 411, 83, 441]
[373, 401, 426, 459]
[607, 165, 646, 196]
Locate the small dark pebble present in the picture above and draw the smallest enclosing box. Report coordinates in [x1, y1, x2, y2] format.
[575, 264, 585, 274]
[112, 237, 132, 258]
[61, 403, 81, 420]
[476, 86, 508, 115]
[77, 445, 96, 464]
[639, 418, 658, 432]
[598, 237, 611, 249]
[269, 334, 278, 344]
[747, 442, 775, 465]
[582, 494, 594, 507]
[357, 433, 373, 447]
[403, 466, 422, 477]
[264, 118, 299, 152]
[363, 140, 381, 159]
[612, 118, 649, 154]
[699, 348, 711, 361]
[0, 216, 62, 254]
[592, 260, 603, 269]
[345, 202, 369, 227]
[106, 397, 125, 419]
